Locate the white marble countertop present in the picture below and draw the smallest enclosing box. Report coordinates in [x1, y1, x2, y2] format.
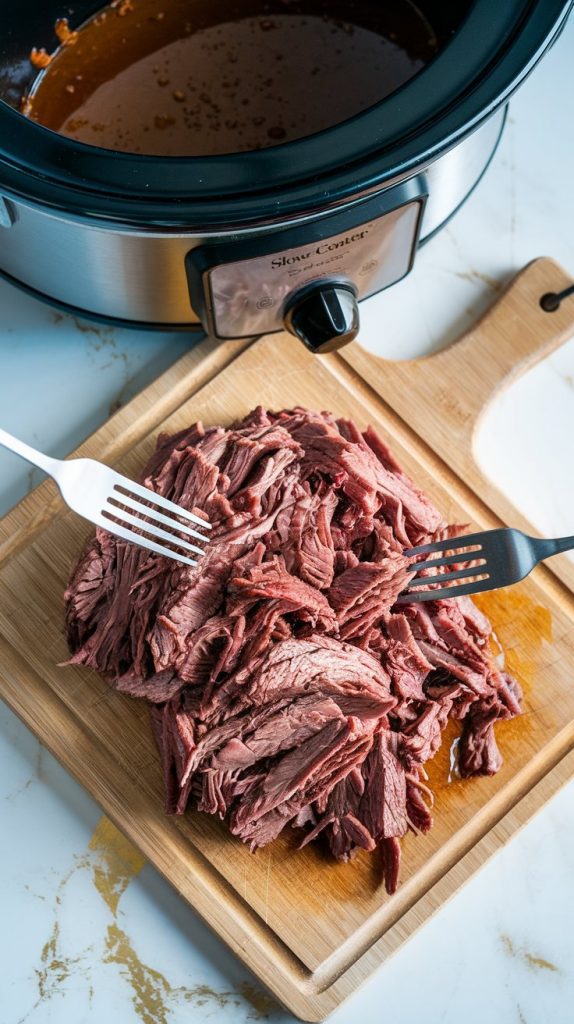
[1, 17, 574, 1024]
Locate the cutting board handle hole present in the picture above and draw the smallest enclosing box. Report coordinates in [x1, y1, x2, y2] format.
[540, 284, 574, 312]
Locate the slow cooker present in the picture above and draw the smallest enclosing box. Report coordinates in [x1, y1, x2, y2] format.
[0, 0, 571, 352]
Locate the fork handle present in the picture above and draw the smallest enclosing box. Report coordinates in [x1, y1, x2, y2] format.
[534, 534, 574, 559]
[547, 535, 574, 557]
[0, 428, 59, 476]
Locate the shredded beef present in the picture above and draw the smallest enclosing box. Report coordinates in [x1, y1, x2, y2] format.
[64, 406, 521, 894]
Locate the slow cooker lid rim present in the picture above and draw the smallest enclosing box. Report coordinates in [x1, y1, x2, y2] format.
[0, 97, 524, 233]
[0, 0, 570, 225]
[0, 99, 501, 225]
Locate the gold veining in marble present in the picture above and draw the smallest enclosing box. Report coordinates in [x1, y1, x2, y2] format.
[501, 933, 560, 974]
[27, 814, 278, 1022]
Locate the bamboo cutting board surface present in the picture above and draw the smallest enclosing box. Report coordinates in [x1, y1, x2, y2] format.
[1, 293, 574, 1020]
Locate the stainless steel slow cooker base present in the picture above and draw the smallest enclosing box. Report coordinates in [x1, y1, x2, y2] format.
[0, 110, 505, 330]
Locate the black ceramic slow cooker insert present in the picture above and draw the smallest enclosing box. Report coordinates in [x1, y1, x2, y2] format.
[0, 0, 571, 350]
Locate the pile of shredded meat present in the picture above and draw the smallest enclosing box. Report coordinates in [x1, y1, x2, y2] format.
[65, 407, 521, 893]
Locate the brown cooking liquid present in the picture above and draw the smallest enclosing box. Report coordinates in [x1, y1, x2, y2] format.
[23, 0, 438, 156]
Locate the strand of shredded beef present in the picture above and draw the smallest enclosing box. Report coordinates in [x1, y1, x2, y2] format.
[64, 406, 521, 893]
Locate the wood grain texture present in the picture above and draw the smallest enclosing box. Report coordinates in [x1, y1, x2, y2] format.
[342, 257, 574, 592]
[0, 330, 573, 1021]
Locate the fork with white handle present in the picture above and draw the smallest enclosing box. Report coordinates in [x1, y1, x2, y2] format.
[0, 428, 211, 567]
[399, 528, 574, 602]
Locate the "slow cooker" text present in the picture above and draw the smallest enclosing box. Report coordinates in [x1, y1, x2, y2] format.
[270, 229, 370, 268]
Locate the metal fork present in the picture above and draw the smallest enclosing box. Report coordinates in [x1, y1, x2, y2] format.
[399, 528, 574, 603]
[0, 428, 211, 567]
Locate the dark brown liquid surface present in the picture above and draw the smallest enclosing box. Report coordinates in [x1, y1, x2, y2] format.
[24, 0, 438, 156]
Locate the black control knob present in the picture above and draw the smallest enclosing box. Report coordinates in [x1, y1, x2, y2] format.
[284, 283, 360, 354]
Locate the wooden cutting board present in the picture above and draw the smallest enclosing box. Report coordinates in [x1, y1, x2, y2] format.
[1, 264, 574, 1022]
[342, 257, 574, 593]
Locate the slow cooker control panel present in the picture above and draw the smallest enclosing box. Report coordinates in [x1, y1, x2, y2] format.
[187, 177, 426, 350]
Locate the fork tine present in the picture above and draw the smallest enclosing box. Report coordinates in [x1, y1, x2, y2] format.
[396, 576, 492, 604]
[106, 492, 209, 543]
[96, 519, 199, 567]
[405, 530, 486, 558]
[113, 479, 212, 530]
[407, 552, 486, 574]
[404, 565, 489, 591]
[102, 508, 207, 557]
